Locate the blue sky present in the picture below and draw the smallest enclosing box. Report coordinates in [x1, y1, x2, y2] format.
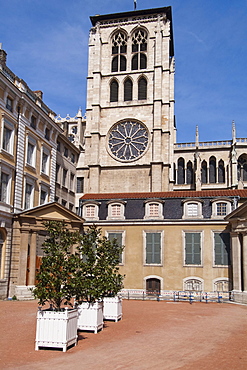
[1, 0, 247, 142]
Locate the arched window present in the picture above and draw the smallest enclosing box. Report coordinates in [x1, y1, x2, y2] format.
[238, 154, 247, 181]
[201, 160, 207, 184]
[110, 80, 119, 102]
[186, 161, 194, 185]
[124, 78, 133, 101]
[218, 160, 225, 183]
[131, 29, 147, 70]
[177, 157, 185, 184]
[132, 53, 147, 70]
[184, 278, 203, 291]
[111, 31, 127, 72]
[209, 156, 216, 183]
[146, 278, 161, 295]
[138, 77, 147, 100]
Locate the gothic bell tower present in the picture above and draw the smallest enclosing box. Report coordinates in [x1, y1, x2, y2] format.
[83, 7, 175, 194]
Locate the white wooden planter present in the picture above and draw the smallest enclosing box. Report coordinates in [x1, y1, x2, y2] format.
[103, 296, 122, 322]
[77, 301, 103, 333]
[35, 307, 78, 352]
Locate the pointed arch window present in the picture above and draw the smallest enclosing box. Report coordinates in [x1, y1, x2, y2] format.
[209, 156, 216, 183]
[186, 161, 194, 185]
[218, 160, 225, 183]
[110, 80, 119, 102]
[131, 29, 147, 70]
[124, 78, 133, 101]
[201, 160, 207, 184]
[111, 31, 127, 72]
[177, 158, 185, 184]
[238, 155, 247, 181]
[138, 77, 147, 100]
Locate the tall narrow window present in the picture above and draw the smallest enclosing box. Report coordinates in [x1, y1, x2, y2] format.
[132, 29, 147, 70]
[145, 232, 161, 264]
[177, 158, 185, 184]
[76, 177, 84, 193]
[138, 77, 147, 100]
[0, 172, 9, 203]
[186, 161, 194, 185]
[108, 232, 123, 263]
[24, 182, 33, 209]
[110, 80, 119, 102]
[214, 232, 230, 265]
[209, 156, 216, 183]
[218, 160, 225, 183]
[2, 121, 14, 154]
[124, 78, 133, 101]
[201, 160, 207, 184]
[185, 232, 201, 265]
[111, 31, 127, 72]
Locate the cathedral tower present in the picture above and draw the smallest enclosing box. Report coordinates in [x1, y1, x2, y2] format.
[83, 7, 175, 193]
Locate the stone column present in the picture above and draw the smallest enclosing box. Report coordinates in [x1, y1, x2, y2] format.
[231, 232, 242, 292]
[28, 231, 37, 286]
[242, 232, 247, 292]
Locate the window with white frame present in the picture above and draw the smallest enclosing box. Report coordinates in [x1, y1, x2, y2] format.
[144, 232, 162, 265]
[213, 279, 229, 292]
[107, 231, 124, 264]
[107, 202, 125, 220]
[41, 147, 50, 175]
[83, 203, 99, 220]
[24, 180, 34, 209]
[183, 200, 203, 219]
[26, 136, 36, 167]
[211, 199, 231, 218]
[183, 278, 203, 291]
[213, 232, 230, 266]
[1, 120, 14, 155]
[184, 232, 202, 265]
[40, 185, 49, 205]
[144, 200, 164, 219]
[0, 170, 11, 203]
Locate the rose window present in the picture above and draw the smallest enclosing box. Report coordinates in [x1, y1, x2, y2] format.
[108, 120, 149, 162]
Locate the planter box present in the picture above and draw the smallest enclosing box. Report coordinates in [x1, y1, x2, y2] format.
[103, 296, 122, 322]
[77, 301, 103, 333]
[35, 308, 78, 352]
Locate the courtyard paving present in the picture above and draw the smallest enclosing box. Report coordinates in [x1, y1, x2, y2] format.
[0, 299, 246, 369]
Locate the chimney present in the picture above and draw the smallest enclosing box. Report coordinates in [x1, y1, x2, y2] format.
[0, 43, 7, 67]
[33, 90, 43, 100]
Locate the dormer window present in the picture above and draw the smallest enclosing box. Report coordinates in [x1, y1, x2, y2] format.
[83, 202, 100, 220]
[183, 200, 203, 219]
[107, 201, 125, 220]
[211, 199, 232, 218]
[144, 200, 164, 220]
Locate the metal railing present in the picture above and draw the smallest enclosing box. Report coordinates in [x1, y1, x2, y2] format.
[121, 290, 233, 303]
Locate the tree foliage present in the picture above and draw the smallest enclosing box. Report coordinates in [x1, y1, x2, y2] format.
[74, 225, 125, 304]
[32, 222, 124, 310]
[32, 220, 81, 311]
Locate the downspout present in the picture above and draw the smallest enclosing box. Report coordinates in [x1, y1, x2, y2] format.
[6, 103, 21, 298]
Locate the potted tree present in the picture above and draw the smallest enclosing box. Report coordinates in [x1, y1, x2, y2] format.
[74, 225, 124, 333]
[33, 220, 81, 352]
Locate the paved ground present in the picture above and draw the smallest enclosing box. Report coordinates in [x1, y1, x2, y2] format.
[0, 299, 246, 369]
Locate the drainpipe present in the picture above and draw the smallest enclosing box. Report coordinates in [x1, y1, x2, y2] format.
[6, 103, 21, 298]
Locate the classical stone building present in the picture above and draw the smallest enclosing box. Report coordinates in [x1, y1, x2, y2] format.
[78, 7, 247, 304]
[0, 45, 82, 299]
